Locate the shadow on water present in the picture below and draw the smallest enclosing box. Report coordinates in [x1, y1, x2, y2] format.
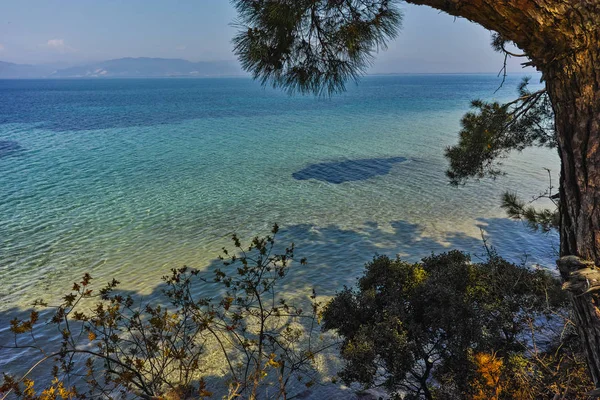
[0, 217, 557, 398]
[292, 157, 408, 184]
[0, 140, 22, 158]
[0, 217, 558, 326]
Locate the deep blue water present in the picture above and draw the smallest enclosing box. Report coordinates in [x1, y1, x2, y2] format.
[0, 75, 558, 311]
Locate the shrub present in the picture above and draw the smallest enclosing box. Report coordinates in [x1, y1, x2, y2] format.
[322, 250, 592, 399]
[0, 225, 327, 400]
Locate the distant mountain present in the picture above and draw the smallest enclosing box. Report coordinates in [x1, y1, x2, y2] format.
[0, 61, 56, 79]
[0, 58, 244, 79]
[49, 57, 243, 78]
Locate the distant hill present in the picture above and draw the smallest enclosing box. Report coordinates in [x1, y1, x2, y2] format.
[49, 58, 243, 78]
[0, 58, 244, 79]
[0, 61, 56, 79]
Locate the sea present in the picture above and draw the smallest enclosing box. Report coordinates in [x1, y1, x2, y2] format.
[0, 74, 558, 387]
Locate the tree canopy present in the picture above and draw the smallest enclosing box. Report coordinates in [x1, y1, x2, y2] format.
[232, 0, 402, 95]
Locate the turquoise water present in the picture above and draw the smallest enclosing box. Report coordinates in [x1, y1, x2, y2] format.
[0, 75, 558, 312]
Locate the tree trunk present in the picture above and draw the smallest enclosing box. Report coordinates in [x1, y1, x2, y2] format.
[544, 42, 600, 386]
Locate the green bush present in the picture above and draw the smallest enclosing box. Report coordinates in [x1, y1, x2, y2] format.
[322, 250, 592, 399]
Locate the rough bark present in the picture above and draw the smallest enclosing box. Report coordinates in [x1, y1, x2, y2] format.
[403, 0, 592, 61]
[401, 0, 600, 389]
[547, 39, 600, 387]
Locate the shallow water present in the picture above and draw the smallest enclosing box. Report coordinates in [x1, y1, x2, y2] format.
[0, 74, 558, 313]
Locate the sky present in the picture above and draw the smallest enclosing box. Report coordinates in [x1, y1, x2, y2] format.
[0, 0, 531, 73]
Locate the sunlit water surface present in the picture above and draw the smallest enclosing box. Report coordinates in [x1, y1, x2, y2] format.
[0, 75, 558, 387]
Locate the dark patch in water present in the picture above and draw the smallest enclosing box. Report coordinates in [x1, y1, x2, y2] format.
[0, 141, 22, 158]
[292, 157, 407, 184]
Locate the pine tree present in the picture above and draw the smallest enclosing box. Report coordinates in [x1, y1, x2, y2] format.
[232, 0, 600, 391]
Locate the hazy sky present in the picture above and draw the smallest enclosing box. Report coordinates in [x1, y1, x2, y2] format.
[0, 1, 531, 73]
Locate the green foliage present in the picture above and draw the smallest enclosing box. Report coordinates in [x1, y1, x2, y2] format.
[445, 78, 555, 186]
[501, 191, 558, 232]
[322, 250, 590, 399]
[232, 0, 402, 95]
[0, 226, 325, 400]
[490, 33, 510, 54]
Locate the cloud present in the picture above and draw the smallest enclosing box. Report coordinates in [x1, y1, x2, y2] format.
[46, 39, 76, 53]
[175, 44, 187, 51]
[0, 44, 4, 52]
[47, 39, 65, 48]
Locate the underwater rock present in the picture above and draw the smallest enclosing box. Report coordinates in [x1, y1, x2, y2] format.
[292, 156, 407, 184]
